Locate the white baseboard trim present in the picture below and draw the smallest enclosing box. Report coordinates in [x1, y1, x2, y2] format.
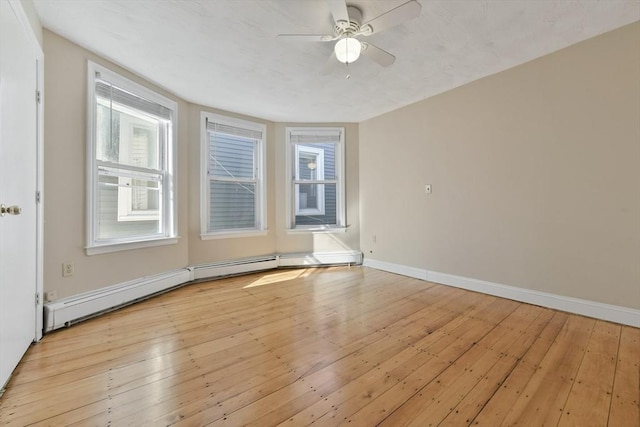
[363, 258, 428, 281]
[279, 251, 363, 267]
[363, 258, 640, 327]
[44, 251, 363, 332]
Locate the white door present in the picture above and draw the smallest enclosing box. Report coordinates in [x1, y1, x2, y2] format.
[0, 0, 39, 389]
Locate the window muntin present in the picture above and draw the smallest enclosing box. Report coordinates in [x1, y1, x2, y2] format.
[201, 113, 266, 237]
[87, 62, 177, 252]
[287, 127, 345, 230]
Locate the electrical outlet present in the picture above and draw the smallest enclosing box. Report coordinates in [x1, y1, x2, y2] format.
[45, 291, 58, 302]
[62, 262, 74, 277]
[425, 184, 432, 194]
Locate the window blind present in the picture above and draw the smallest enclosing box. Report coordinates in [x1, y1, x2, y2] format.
[207, 121, 263, 140]
[289, 130, 341, 144]
[95, 79, 172, 120]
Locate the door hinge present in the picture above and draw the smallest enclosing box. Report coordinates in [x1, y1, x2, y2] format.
[36, 90, 41, 104]
[36, 190, 41, 203]
[35, 293, 40, 306]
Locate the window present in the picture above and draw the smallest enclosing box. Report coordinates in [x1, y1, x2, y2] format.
[201, 112, 266, 238]
[286, 127, 345, 231]
[295, 145, 325, 216]
[87, 62, 177, 254]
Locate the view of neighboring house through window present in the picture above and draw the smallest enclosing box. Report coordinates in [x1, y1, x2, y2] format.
[286, 127, 345, 230]
[201, 112, 266, 238]
[87, 61, 177, 254]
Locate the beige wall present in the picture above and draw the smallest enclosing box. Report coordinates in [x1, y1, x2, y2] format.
[43, 30, 190, 299]
[359, 22, 640, 309]
[43, 30, 361, 299]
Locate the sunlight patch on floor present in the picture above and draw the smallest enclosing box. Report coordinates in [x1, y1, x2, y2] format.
[244, 269, 312, 288]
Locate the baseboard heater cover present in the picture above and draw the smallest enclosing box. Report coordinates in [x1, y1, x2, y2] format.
[43, 251, 364, 333]
[44, 269, 191, 332]
[278, 251, 363, 267]
[192, 255, 279, 280]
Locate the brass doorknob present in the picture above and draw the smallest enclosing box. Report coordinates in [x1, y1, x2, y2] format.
[0, 204, 22, 216]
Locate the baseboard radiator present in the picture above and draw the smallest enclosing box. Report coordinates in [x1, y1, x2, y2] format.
[44, 269, 191, 332]
[279, 251, 363, 267]
[191, 255, 279, 280]
[44, 251, 362, 332]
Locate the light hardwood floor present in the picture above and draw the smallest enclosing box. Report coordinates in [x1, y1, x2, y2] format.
[0, 267, 638, 426]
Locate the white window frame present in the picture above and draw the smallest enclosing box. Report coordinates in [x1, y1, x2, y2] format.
[285, 127, 346, 233]
[86, 61, 178, 255]
[200, 112, 267, 239]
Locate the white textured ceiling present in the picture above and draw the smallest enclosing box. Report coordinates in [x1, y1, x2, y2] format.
[33, 0, 639, 123]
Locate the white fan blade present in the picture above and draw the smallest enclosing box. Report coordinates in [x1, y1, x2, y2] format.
[361, 42, 395, 67]
[277, 34, 334, 42]
[327, 0, 349, 29]
[361, 0, 421, 35]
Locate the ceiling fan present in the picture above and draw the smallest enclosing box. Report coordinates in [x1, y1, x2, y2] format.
[277, 0, 422, 68]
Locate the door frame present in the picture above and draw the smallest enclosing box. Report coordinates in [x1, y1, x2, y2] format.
[8, 0, 44, 341]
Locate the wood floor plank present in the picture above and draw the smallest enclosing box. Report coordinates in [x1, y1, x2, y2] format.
[98, 275, 443, 424]
[248, 307, 472, 426]
[438, 306, 555, 426]
[471, 310, 568, 426]
[499, 314, 596, 426]
[608, 326, 640, 426]
[159, 292, 465, 426]
[374, 300, 528, 426]
[0, 267, 634, 427]
[335, 296, 505, 426]
[312, 297, 518, 426]
[557, 320, 620, 426]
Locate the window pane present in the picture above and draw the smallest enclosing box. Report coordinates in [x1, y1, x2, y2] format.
[209, 133, 255, 179]
[295, 183, 336, 226]
[96, 103, 118, 163]
[298, 183, 321, 210]
[210, 181, 256, 231]
[96, 100, 160, 170]
[96, 174, 162, 240]
[296, 142, 335, 180]
[297, 151, 322, 180]
[117, 176, 160, 221]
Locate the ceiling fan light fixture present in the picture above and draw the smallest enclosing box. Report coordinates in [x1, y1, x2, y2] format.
[334, 37, 361, 63]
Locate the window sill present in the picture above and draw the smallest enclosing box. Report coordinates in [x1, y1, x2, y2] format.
[286, 227, 347, 235]
[201, 229, 269, 240]
[86, 236, 179, 255]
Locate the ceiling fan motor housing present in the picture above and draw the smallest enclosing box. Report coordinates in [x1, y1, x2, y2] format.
[334, 6, 362, 36]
